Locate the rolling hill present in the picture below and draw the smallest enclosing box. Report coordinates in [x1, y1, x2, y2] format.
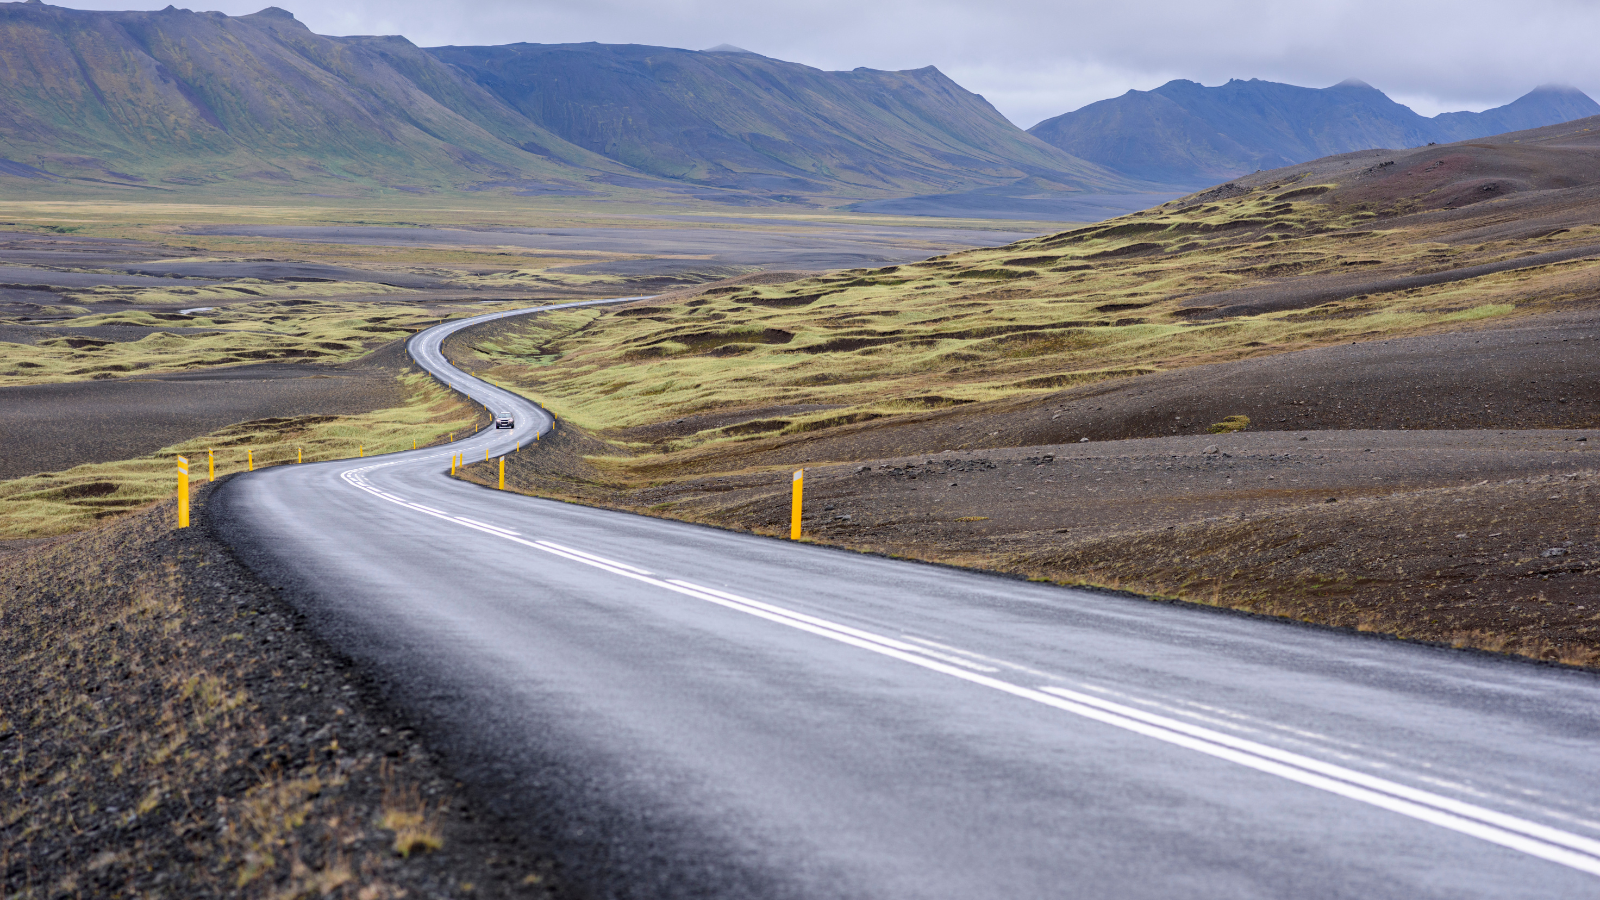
[1028, 78, 1600, 188]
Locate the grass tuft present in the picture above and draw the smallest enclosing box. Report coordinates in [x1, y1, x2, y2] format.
[1207, 415, 1251, 434]
[380, 768, 444, 859]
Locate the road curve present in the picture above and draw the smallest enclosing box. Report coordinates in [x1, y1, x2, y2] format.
[215, 301, 1600, 899]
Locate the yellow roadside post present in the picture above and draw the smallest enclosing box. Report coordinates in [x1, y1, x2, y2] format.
[247, 449, 254, 471]
[207, 449, 214, 482]
[790, 468, 804, 540]
[413, 439, 417, 450]
[450, 432, 454, 443]
[451, 454, 456, 475]
[176, 455, 190, 528]
[297, 447, 303, 464]
[484, 447, 488, 461]
[359, 444, 364, 458]
[498, 457, 505, 490]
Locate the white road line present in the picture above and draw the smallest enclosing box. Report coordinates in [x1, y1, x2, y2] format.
[339, 460, 1600, 878]
[656, 581, 1600, 876]
[677, 584, 999, 672]
[454, 517, 520, 536]
[1033, 677, 1598, 828]
[337, 302, 1600, 878]
[900, 635, 1057, 679]
[536, 541, 654, 575]
[1033, 686, 1600, 862]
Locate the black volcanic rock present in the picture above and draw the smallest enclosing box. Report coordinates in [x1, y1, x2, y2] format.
[1028, 78, 1600, 188]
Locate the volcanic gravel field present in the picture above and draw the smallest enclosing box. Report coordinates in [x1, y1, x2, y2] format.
[0, 344, 409, 479]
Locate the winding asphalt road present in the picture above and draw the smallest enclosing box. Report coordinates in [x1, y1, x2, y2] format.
[216, 301, 1600, 899]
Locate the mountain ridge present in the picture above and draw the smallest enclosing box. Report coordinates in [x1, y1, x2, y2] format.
[425, 41, 1142, 197]
[3, 3, 1593, 206]
[0, 3, 1139, 202]
[1027, 78, 1600, 188]
[0, 2, 622, 192]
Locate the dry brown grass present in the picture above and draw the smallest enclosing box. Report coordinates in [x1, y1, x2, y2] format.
[379, 766, 445, 860]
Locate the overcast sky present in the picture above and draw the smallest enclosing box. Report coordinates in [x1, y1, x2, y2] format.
[61, 0, 1600, 128]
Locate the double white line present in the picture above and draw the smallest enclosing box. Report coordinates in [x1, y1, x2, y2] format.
[339, 466, 1600, 879]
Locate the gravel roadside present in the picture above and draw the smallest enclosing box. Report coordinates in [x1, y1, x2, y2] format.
[0, 484, 555, 899]
[468, 425, 1600, 667]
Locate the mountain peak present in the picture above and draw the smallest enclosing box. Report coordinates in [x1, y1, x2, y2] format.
[1029, 75, 1600, 189]
[702, 44, 754, 54]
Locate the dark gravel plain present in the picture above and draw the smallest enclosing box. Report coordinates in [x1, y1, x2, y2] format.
[0, 231, 190, 268]
[0, 322, 231, 344]
[0, 231, 200, 312]
[119, 261, 447, 288]
[185, 222, 1044, 274]
[0, 342, 410, 479]
[0, 264, 209, 288]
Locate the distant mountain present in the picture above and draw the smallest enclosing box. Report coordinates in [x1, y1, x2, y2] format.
[426, 42, 1139, 197]
[0, 3, 621, 191]
[0, 3, 1136, 201]
[1429, 85, 1600, 141]
[1027, 78, 1600, 188]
